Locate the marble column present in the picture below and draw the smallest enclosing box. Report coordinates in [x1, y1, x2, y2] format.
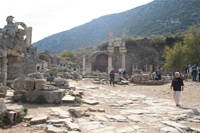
[121, 53, 126, 71]
[108, 54, 112, 73]
[82, 55, 85, 76]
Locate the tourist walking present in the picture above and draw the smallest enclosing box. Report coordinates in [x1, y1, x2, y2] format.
[157, 67, 162, 80]
[191, 64, 197, 81]
[170, 72, 184, 107]
[110, 68, 115, 86]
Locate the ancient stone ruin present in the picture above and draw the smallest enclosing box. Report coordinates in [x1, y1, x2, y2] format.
[0, 16, 38, 87]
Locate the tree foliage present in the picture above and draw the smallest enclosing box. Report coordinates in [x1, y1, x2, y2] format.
[183, 24, 200, 64]
[162, 42, 186, 71]
[162, 24, 200, 71]
[60, 50, 77, 61]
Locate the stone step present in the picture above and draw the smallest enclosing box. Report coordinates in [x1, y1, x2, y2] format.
[62, 95, 75, 102]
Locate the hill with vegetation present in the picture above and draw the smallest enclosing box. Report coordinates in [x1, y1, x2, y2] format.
[33, 0, 200, 54]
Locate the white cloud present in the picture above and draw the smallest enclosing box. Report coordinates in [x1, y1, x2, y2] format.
[0, 0, 153, 43]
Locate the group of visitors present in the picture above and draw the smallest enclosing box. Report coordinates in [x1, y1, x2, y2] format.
[185, 64, 200, 82]
[36, 64, 44, 72]
[118, 67, 126, 78]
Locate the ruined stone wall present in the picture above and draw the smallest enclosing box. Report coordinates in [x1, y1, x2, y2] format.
[90, 38, 159, 74]
[38, 50, 69, 69]
[0, 16, 38, 86]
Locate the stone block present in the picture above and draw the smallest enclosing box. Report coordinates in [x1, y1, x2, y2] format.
[30, 115, 48, 124]
[24, 77, 35, 91]
[22, 89, 66, 104]
[54, 77, 68, 86]
[13, 77, 25, 91]
[35, 79, 46, 90]
[8, 111, 17, 123]
[6, 104, 23, 114]
[62, 95, 75, 102]
[28, 73, 44, 79]
[0, 98, 7, 119]
[0, 86, 9, 96]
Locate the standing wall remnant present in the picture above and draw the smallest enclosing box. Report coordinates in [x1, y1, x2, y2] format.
[0, 16, 38, 87]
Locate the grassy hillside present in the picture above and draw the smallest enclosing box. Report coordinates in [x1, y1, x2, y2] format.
[33, 0, 200, 54]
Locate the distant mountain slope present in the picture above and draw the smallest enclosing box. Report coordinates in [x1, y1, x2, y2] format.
[33, 0, 200, 54]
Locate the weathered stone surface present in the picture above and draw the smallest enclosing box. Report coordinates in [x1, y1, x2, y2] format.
[88, 107, 97, 112]
[106, 115, 127, 122]
[51, 108, 71, 118]
[65, 121, 80, 131]
[28, 73, 44, 79]
[93, 81, 100, 84]
[127, 115, 142, 123]
[160, 127, 180, 133]
[68, 109, 82, 118]
[6, 104, 23, 113]
[47, 125, 68, 133]
[115, 126, 135, 133]
[191, 128, 200, 132]
[83, 99, 99, 105]
[0, 98, 7, 119]
[161, 121, 190, 130]
[121, 80, 129, 85]
[0, 86, 9, 96]
[22, 89, 66, 104]
[77, 119, 104, 131]
[94, 114, 108, 121]
[35, 79, 46, 90]
[98, 108, 105, 112]
[62, 95, 75, 102]
[120, 109, 151, 115]
[54, 77, 68, 86]
[24, 115, 34, 120]
[30, 115, 48, 124]
[24, 77, 35, 91]
[47, 118, 73, 124]
[13, 77, 25, 91]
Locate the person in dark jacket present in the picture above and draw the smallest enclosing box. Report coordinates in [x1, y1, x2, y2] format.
[170, 72, 184, 106]
[110, 68, 115, 86]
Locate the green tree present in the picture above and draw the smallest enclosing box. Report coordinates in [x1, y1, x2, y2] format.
[183, 24, 200, 64]
[162, 42, 186, 72]
[60, 50, 77, 61]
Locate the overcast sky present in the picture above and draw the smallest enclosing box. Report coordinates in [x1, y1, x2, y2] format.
[0, 0, 153, 43]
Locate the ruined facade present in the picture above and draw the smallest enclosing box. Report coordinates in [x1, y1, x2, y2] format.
[88, 30, 159, 74]
[0, 16, 38, 86]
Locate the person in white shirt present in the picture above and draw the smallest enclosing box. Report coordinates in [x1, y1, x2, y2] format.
[118, 67, 122, 75]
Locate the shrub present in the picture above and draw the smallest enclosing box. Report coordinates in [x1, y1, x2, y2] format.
[20, 95, 27, 103]
[32, 95, 47, 104]
[24, 108, 28, 114]
[74, 96, 82, 104]
[57, 67, 70, 72]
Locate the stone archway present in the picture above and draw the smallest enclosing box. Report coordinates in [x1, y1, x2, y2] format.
[94, 54, 108, 72]
[15, 22, 32, 46]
